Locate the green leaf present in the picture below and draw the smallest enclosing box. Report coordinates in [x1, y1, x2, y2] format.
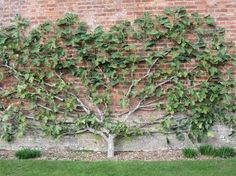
[57, 13, 77, 26]
[143, 40, 155, 50]
[24, 73, 30, 80]
[41, 21, 52, 32]
[147, 29, 159, 36]
[209, 67, 218, 76]
[0, 35, 7, 45]
[205, 15, 215, 26]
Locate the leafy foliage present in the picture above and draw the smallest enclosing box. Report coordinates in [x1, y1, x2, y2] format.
[0, 7, 235, 157]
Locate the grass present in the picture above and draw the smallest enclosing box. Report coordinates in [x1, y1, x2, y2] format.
[15, 148, 41, 159]
[0, 159, 236, 176]
[199, 145, 216, 156]
[214, 147, 235, 158]
[182, 148, 198, 158]
[198, 145, 235, 158]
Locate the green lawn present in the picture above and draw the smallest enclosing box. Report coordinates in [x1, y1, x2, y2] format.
[0, 159, 235, 176]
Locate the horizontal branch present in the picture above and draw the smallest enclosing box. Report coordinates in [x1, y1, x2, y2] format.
[139, 107, 156, 111]
[64, 128, 109, 141]
[138, 115, 188, 128]
[143, 129, 189, 135]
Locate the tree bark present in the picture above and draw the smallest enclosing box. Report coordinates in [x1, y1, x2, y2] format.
[107, 134, 115, 158]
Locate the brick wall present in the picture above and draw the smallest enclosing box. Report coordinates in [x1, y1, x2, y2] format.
[0, 0, 236, 151]
[0, 0, 236, 44]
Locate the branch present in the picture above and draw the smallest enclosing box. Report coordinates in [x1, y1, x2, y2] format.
[37, 104, 53, 112]
[114, 65, 199, 118]
[47, 77, 104, 122]
[139, 107, 156, 111]
[74, 129, 89, 134]
[68, 92, 104, 123]
[1, 64, 17, 73]
[0, 64, 21, 81]
[121, 100, 143, 122]
[140, 96, 167, 109]
[121, 76, 175, 121]
[125, 58, 158, 97]
[152, 65, 198, 90]
[44, 83, 89, 110]
[62, 127, 109, 141]
[143, 129, 188, 135]
[54, 72, 103, 120]
[144, 99, 162, 106]
[1, 64, 66, 104]
[36, 103, 79, 118]
[88, 95, 104, 121]
[87, 128, 109, 140]
[155, 76, 175, 89]
[120, 73, 187, 122]
[68, 92, 91, 114]
[54, 95, 64, 101]
[65, 128, 109, 140]
[138, 115, 188, 128]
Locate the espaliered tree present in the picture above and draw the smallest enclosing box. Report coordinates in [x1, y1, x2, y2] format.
[0, 8, 235, 158]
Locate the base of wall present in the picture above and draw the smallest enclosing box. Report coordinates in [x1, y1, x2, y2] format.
[0, 125, 235, 151]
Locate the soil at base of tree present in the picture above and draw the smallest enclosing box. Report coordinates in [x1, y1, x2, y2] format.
[0, 149, 214, 161]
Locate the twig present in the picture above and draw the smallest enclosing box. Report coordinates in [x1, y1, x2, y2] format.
[155, 76, 175, 89]
[0, 64, 21, 81]
[55, 73, 89, 113]
[87, 128, 108, 140]
[122, 100, 143, 122]
[139, 107, 156, 111]
[138, 115, 188, 128]
[68, 92, 91, 114]
[88, 95, 104, 121]
[37, 104, 53, 112]
[125, 58, 158, 97]
[63, 127, 109, 141]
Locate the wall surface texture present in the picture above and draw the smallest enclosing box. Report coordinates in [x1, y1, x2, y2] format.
[0, 0, 236, 151]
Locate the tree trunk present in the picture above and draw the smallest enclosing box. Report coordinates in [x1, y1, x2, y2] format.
[107, 134, 115, 158]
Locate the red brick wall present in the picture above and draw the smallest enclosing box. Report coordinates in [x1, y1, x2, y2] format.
[0, 0, 236, 44]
